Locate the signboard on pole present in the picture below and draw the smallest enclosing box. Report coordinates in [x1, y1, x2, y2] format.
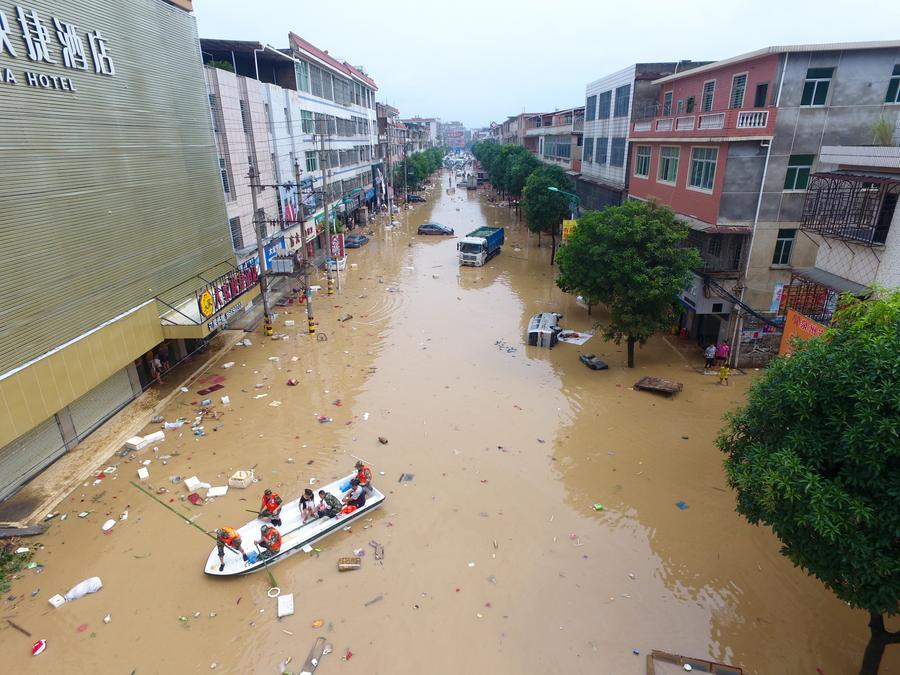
[561, 219, 577, 242]
[778, 309, 826, 355]
[329, 233, 345, 259]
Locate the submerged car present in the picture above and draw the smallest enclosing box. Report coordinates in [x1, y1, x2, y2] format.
[344, 234, 369, 248]
[407, 194, 426, 203]
[417, 222, 454, 236]
[579, 354, 609, 370]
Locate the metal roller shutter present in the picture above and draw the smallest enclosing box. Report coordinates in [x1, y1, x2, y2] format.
[69, 370, 135, 441]
[0, 417, 66, 502]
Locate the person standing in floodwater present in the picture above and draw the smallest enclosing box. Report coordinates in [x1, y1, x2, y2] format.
[704, 344, 716, 370]
[716, 340, 731, 366]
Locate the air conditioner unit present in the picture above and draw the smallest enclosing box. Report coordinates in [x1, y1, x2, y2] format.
[760, 140, 771, 148]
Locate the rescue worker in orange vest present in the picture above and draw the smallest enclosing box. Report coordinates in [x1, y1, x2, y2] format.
[255, 523, 282, 560]
[354, 461, 373, 496]
[259, 488, 283, 526]
[215, 526, 247, 572]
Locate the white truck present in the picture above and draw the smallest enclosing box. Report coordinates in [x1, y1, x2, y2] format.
[457, 226, 505, 266]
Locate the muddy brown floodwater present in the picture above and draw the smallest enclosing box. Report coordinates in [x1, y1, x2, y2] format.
[2, 172, 896, 675]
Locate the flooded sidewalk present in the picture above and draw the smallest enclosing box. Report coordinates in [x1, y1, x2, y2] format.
[1, 172, 890, 674]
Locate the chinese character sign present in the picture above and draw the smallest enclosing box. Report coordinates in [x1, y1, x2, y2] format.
[329, 233, 344, 259]
[0, 4, 114, 79]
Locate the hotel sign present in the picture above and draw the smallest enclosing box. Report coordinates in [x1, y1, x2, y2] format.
[196, 267, 259, 319]
[0, 4, 115, 92]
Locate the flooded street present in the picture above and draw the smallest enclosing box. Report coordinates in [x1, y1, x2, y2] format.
[2, 172, 892, 674]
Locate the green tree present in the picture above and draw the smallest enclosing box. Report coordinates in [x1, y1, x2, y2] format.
[717, 290, 900, 675]
[555, 200, 700, 367]
[504, 149, 540, 199]
[521, 164, 573, 252]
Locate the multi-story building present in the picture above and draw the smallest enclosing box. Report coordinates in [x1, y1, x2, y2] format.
[0, 0, 241, 501]
[523, 107, 584, 173]
[405, 120, 431, 153]
[580, 62, 705, 210]
[501, 113, 539, 147]
[627, 41, 900, 358]
[401, 117, 440, 148]
[442, 120, 467, 151]
[201, 32, 380, 267]
[778, 145, 899, 341]
[376, 102, 406, 204]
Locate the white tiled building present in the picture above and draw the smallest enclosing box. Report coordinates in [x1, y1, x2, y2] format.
[201, 35, 379, 268]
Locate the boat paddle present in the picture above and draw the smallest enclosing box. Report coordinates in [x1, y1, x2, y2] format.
[254, 543, 278, 588]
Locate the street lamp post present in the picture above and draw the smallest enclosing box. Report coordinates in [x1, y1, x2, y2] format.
[547, 186, 580, 267]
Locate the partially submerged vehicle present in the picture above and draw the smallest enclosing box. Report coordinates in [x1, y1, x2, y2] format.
[579, 354, 608, 370]
[204, 473, 385, 576]
[527, 312, 562, 348]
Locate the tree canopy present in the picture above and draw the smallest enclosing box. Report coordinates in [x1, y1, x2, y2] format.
[394, 147, 444, 192]
[718, 290, 900, 675]
[521, 164, 573, 246]
[555, 200, 700, 367]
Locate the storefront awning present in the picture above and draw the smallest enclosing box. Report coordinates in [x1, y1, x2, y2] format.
[157, 261, 261, 339]
[793, 267, 869, 296]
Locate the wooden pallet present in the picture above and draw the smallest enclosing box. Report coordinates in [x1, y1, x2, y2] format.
[634, 376, 683, 395]
[647, 649, 743, 674]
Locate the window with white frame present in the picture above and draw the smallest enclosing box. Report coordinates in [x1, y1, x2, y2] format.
[772, 229, 796, 265]
[689, 147, 718, 190]
[595, 137, 608, 165]
[585, 95, 597, 121]
[663, 91, 673, 116]
[885, 65, 900, 103]
[801, 68, 834, 106]
[634, 146, 650, 177]
[305, 150, 318, 173]
[783, 154, 814, 190]
[301, 110, 314, 134]
[613, 84, 631, 117]
[295, 61, 310, 93]
[701, 80, 716, 112]
[597, 91, 611, 120]
[658, 146, 679, 183]
[729, 74, 747, 108]
[583, 137, 594, 163]
[610, 138, 626, 167]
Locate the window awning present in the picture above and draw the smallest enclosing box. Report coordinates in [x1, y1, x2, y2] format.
[793, 267, 869, 296]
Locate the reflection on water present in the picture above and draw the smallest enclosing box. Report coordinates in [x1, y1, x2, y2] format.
[2, 171, 890, 675]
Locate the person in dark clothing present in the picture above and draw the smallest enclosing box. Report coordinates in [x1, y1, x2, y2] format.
[317, 490, 342, 519]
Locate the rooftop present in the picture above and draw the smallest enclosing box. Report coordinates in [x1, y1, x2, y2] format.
[654, 40, 900, 84]
[288, 32, 378, 90]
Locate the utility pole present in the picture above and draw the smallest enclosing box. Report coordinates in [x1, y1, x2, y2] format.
[294, 159, 314, 335]
[317, 119, 341, 293]
[249, 166, 273, 336]
[385, 125, 393, 222]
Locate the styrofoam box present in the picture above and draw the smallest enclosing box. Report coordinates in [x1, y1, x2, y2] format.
[143, 430, 165, 444]
[277, 593, 294, 618]
[124, 436, 149, 451]
[48, 594, 66, 608]
[137, 467, 149, 480]
[228, 470, 253, 489]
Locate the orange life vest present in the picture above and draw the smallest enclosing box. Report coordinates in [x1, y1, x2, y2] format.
[356, 465, 372, 486]
[262, 527, 282, 552]
[220, 527, 240, 546]
[261, 492, 281, 512]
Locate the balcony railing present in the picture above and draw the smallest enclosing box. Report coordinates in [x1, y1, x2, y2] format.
[631, 107, 777, 139]
[698, 113, 725, 129]
[800, 172, 899, 247]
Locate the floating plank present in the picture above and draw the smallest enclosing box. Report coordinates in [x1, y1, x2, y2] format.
[647, 649, 743, 674]
[634, 376, 683, 395]
[0, 524, 46, 538]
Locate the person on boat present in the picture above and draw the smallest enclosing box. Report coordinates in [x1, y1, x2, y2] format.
[259, 489, 283, 526]
[341, 478, 366, 514]
[299, 488, 317, 524]
[354, 460, 374, 495]
[317, 489, 342, 519]
[215, 526, 247, 572]
[255, 524, 282, 560]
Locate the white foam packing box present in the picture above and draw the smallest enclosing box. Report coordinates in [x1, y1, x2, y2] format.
[143, 430, 165, 444]
[207, 486, 228, 497]
[228, 470, 253, 488]
[48, 594, 65, 608]
[137, 467, 150, 480]
[277, 593, 294, 618]
[124, 436, 150, 451]
[184, 476, 210, 491]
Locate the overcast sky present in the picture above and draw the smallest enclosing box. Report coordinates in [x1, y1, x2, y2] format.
[194, 0, 898, 128]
